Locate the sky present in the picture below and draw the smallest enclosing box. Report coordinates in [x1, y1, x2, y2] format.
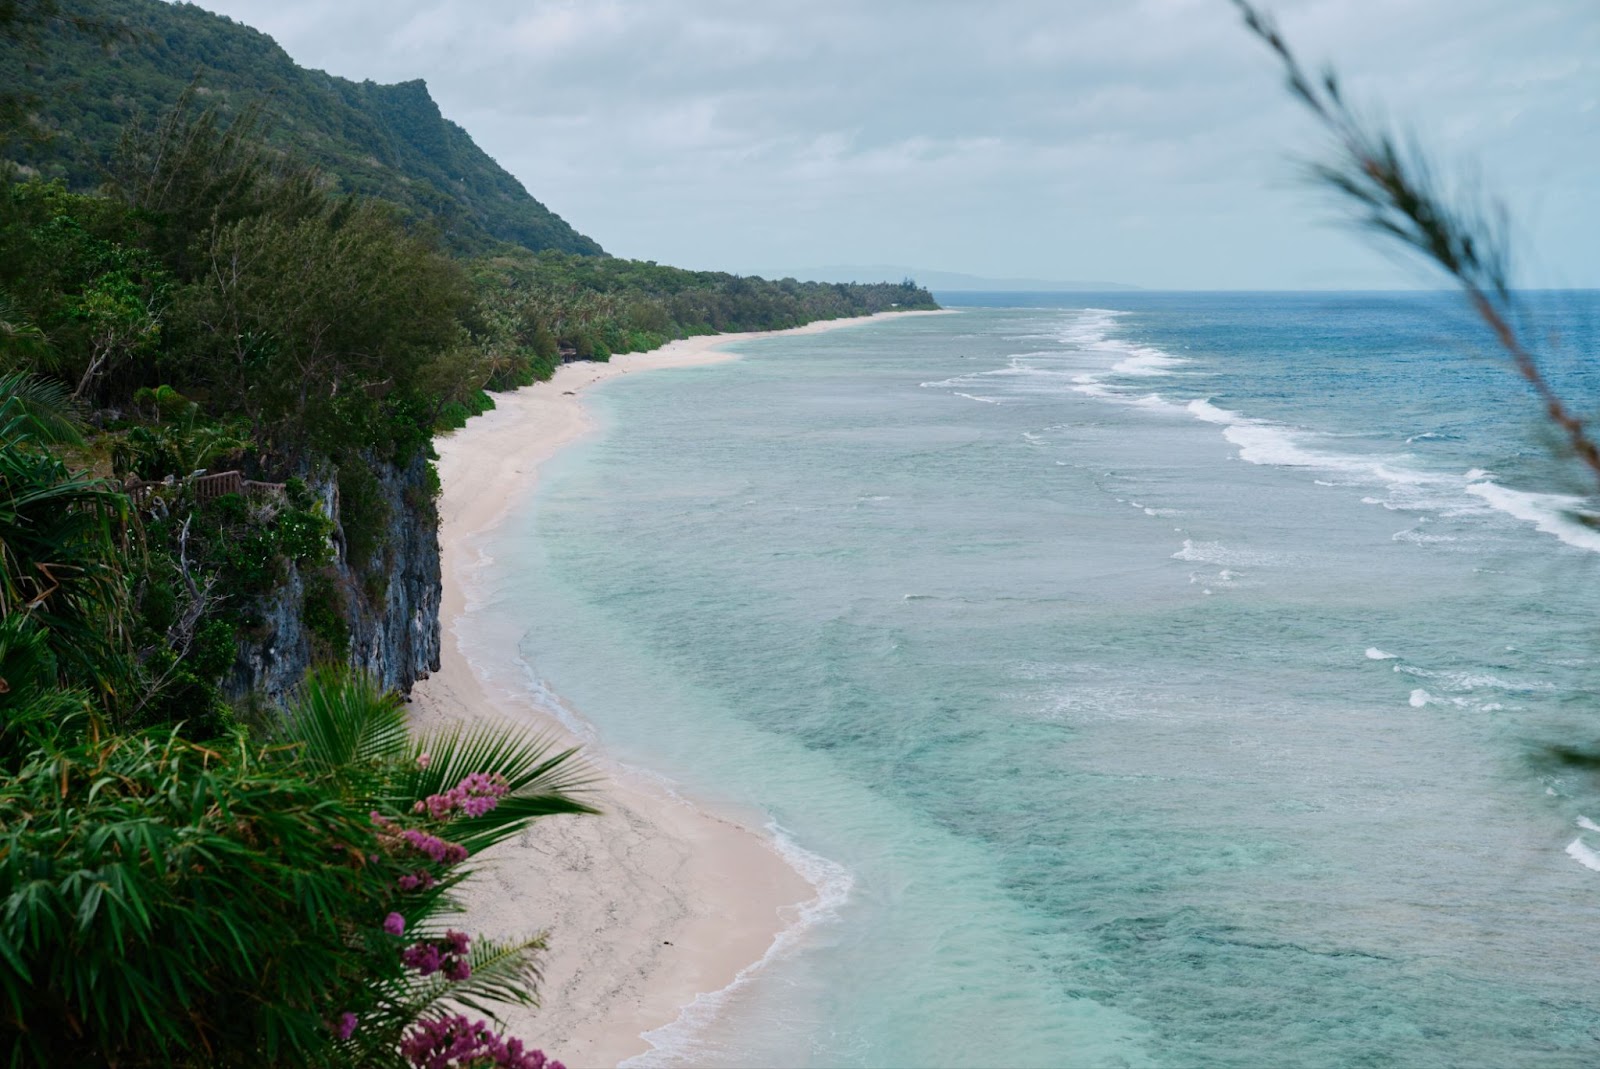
[186, 0, 1597, 290]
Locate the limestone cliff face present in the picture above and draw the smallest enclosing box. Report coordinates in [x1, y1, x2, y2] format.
[227, 455, 441, 705]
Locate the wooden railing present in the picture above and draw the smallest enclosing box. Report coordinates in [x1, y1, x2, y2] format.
[124, 470, 287, 504]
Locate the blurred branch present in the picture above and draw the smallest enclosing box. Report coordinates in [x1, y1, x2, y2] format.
[1231, 0, 1600, 487]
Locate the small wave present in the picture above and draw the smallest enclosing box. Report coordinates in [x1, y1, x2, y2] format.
[953, 392, 1001, 404]
[1409, 688, 1431, 708]
[1366, 648, 1397, 661]
[1579, 816, 1600, 834]
[1394, 663, 1550, 694]
[1171, 539, 1284, 567]
[1111, 347, 1188, 377]
[1566, 837, 1600, 873]
[625, 826, 854, 1067]
[1392, 528, 1459, 545]
[1465, 480, 1600, 554]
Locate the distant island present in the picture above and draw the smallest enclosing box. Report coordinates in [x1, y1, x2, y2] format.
[773, 265, 1141, 292]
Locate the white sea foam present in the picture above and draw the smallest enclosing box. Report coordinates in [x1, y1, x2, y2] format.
[1171, 539, 1283, 567]
[1111, 347, 1187, 377]
[1183, 403, 1600, 557]
[624, 825, 855, 1068]
[1578, 816, 1600, 834]
[1409, 689, 1431, 708]
[1392, 662, 1547, 692]
[1465, 480, 1600, 554]
[1393, 528, 1460, 545]
[953, 392, 1001, 404]
[1566, 837, 1600, 872]
[1366, 648, 1397, 660]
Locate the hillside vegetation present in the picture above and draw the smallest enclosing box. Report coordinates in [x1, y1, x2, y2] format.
[0, 0, 602, 255]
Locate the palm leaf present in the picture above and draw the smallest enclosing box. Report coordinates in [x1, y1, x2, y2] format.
[275, 668, 409, 782]
[0, 370, 83, 447]
[393, 933, 547, 1024]
[402, 723, 597, 854]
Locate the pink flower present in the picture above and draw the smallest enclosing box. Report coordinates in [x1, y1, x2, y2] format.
[399, 870, 436, 892]
[417, 753, 432, 769]
[383, 912, 406, 936]
[334, 1012, 358, 1040]
[400, 1014, 563, 1069]
[402, 942, 443, 976]
[414, 772, 511, 822]
[400, 828, 468, 865]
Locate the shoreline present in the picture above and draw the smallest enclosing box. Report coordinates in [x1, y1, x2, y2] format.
[408, 310, 945, 1067]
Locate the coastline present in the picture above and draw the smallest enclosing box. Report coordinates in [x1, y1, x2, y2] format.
[408, 310, 944, 1067]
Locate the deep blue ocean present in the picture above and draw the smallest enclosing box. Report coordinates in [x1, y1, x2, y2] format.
[486, 291, 1600, 1067]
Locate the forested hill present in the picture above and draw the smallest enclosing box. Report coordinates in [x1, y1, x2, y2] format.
[0, 0, 604, 256]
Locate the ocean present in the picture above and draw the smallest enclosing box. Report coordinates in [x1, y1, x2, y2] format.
[485, 292, 1600, 1067]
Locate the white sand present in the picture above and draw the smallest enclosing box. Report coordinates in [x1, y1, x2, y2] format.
[408, 312, 942, 1067]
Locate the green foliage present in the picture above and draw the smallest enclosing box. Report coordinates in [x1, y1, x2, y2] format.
[464, 252, 938, 396]
[336, 462, 390, 574]
[0, 0, 602, 257]
[302, 573, 349, 662]
[126, 487, 335, 730]
[0, 722, 403, 1067]
[113, 385, 247, 479]
[0, 179, 172, 403]
[0, 375, 128, 696]
[279, 667, 597, 861]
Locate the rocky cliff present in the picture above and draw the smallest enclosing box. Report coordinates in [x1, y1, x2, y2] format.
[227, 456, 441, 706]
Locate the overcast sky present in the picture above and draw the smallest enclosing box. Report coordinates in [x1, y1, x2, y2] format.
[186, 0, 1595, 290]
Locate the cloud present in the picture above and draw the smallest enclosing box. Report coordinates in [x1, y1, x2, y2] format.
[184, 0, 1598, 288]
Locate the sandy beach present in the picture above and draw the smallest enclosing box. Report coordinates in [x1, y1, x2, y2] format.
[408, 311, 940, 1068]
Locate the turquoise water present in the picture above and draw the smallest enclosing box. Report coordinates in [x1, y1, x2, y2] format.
[489, 295, 1600, 1067]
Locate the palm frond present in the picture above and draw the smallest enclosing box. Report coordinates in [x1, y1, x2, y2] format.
[0, 370, 82, 447]
[394, 933, 548, 1024]
[403, 722, 598, 853]
[275, 668, 409, 782]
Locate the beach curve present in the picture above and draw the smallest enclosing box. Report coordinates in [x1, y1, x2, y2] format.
[408, 311, 944, 1068]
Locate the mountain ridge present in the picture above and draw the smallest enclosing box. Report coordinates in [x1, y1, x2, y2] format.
[0, 0, 603, 255]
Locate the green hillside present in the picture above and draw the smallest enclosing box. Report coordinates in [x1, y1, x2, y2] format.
[0, 0, 604, 255]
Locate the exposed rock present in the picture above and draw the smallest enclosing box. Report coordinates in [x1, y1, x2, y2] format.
[226, 454, 441, 706]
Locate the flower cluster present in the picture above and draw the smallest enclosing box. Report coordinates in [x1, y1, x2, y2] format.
[414, 772, 510, 820]
[400, 1015, 563, 1069]
[401, 827, 468, 865]
[398, 870, 437, 892]
[333, 1012, 359, 1041]
[383, 912, 406, 936]
[402, 929, 472, 980]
